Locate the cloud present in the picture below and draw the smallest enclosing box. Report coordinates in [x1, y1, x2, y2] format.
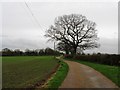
[2, 2, 118, 54]
[2, 37, 54, 51]
[84, 37, 118, 54]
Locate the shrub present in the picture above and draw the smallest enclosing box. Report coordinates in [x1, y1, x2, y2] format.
[64, 54, 73, 58]
[64, 54, 120, 66]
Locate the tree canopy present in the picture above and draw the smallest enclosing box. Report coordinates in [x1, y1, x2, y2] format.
[45, 14, 99, 54]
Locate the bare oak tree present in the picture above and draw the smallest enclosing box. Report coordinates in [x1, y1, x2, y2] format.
[45, 14, 99, 54]
[56, 41, 72, 54]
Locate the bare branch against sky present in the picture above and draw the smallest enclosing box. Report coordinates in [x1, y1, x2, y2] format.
[1, 1, 118, 54]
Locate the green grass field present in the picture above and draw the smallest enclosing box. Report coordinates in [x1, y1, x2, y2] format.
[66, 59, 119, 87]
[2, 56, 59, 88]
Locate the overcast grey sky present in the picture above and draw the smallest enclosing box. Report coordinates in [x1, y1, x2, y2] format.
[1, 1, 118, 54]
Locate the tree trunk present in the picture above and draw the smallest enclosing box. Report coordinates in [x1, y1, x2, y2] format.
[66, 50, 69, 54]
[73, 46, 77, 55]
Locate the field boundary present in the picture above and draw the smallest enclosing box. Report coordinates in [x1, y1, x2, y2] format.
[35, 63, 60, 88]
[40, 64, 61, 88]
[41, 58, 69, 88]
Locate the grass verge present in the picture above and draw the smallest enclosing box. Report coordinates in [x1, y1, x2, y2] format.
[65, 58, 119, 87]
[44, 59, 69, 89]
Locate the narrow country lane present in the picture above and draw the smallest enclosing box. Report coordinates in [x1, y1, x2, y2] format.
[59, 60, 119, 88]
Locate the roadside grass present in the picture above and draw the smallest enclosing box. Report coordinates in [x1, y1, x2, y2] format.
[2, 56, 58, 88]
[45, 59, 69, 89]
[65, 58, 119, 87]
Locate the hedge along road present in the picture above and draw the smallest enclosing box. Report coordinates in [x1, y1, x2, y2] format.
[59, 60, 118, 88]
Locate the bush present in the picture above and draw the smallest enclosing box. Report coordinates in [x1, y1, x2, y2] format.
[64, 54, 73, 58]
[64, 54, 120, 66]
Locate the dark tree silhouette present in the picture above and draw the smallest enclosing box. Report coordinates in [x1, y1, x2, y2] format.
[45, 14, 99, 54]
[56, 41, 72, 54]
[45, 47, 54, 55]
[1, 48, 61, 56]
[39, 49, 45, 55]
[2, 48, 13, 56]
[14, 49, 23, 56]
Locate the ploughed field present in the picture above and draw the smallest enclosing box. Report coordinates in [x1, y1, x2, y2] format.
[2, 56, 58, 88]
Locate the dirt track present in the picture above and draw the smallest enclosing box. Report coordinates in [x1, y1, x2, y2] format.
[59, 60, 119, 88]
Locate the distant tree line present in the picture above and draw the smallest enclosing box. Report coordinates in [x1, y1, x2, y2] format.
[64, 53, 120, 66]
[0, 47, 61, 56]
